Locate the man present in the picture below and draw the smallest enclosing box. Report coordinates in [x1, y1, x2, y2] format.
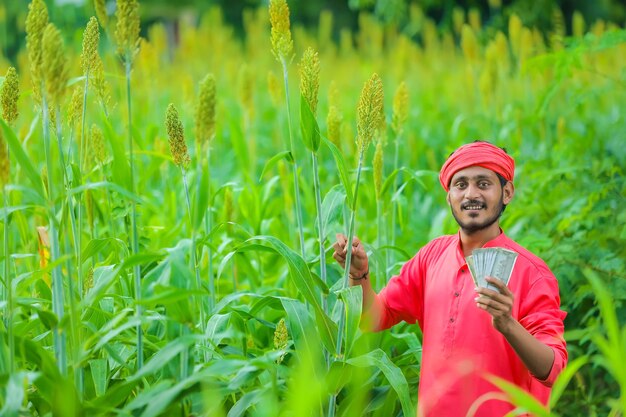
[333, 141, 567, 416]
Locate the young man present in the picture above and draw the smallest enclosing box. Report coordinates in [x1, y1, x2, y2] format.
[333, 141, 567, 416]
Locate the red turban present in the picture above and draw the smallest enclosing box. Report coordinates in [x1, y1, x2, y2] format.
[439, 142, 515, 191]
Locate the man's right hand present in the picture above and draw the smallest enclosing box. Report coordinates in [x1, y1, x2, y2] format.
[332, 233, 369, 280]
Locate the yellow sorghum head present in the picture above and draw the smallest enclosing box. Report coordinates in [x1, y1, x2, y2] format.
[115, 0, 140, 59]
[238, 65, 254, 118]
[373, 140, 383, 201]
[267, 71, 282, 106]
[165, 104, 190, 169]
[356, 73, 384, 153]
[92, 56, 111, 110]
[550, 6, 565, 50]
[42, 23, 69, 106]
[85, 266, 94, 295]
[488, 0, 501, 9]
[25, 0, 49, 102]
[90, 124, 106, 165]
[298, 47, 320, 115]
[269, 0, 294, 62]
[572, 11, 585, 38]
[274, 318, 289, 363]
[468, 8, 481, 32]
[82, 17, 100, 76]
[195, 73, 217, 149]
[452, 7, 465, 36]
[93, 0, 108, 27]
[67, 86, 83, 129]
[1, 66, 20, 125]
[327, 105, 341, 149]
[572, 10, 585, 38]
[391, 81, 408, 136]
[508, 14, 522, 59]
[461, 24, 478, 63]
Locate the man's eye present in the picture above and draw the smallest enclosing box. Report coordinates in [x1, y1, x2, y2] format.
[455, 183, 467, 189]
[479, 182, 489, 188]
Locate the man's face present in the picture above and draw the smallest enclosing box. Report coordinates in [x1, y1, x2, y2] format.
[446, 166, 514, 235]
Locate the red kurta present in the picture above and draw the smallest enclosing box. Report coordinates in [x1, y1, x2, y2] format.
[378, 231, 567, 417]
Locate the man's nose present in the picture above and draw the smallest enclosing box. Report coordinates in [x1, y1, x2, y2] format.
[464, 184, 481, 199]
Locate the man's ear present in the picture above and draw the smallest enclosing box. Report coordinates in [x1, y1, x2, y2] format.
[446, 192, 451, 206]
[503, 182, 514, 204]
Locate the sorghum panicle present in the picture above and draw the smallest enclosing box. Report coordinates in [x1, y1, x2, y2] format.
[90, 124, 106, 165]
[25, 0, 49, 102]
[82, 17, 100, 76]
[391, 81, 408, 136]
[115, 0, 140, 59]
[298, 47, 320, 115]
[269, 0, 294, 62]
[1, 67, 20, 124]
[165, 104, 190, 169]
[42, 23, 69, 107]
[94, 0, 108, 28]
[194, 74, 216, 150]
[356, 73, 384, 153]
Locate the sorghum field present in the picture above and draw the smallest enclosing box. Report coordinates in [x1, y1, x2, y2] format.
[0, 0, 625, 416]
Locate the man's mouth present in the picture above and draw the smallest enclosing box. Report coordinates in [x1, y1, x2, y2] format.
[462, 202, 485, 211]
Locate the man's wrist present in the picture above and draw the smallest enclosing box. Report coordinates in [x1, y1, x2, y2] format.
[350, 268, 369, 281]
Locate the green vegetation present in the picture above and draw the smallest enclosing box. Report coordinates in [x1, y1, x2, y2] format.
[0, 0, 624, 415]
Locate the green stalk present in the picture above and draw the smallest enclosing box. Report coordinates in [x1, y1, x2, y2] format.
[389, 132, 401, 270]
[377, 199, 385, 285]
[3, 186, 13, 373]
[181, 167, 207, 361]
[328, 149, 365, 417]
[204, 147, 215, 314]
[311, 153, 327, 312]
[42, 96, 67, 374]
[125, 57, 143, 369]
[280, 58, 305, 258]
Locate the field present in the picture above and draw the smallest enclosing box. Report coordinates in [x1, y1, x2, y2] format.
[1, 0, 625, 416]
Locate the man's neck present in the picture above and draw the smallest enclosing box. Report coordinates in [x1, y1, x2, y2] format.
[459, 224, 502, 257]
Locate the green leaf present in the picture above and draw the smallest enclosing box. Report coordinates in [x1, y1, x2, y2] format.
[348, 349, 416, 417]
[318, 186, 346, 241]
[258, 150, 293, 181]
[227, 388, 266, 417]
[81, 265, 123, 309]
[0, 119, 45, 199]
[337, 285, 363, 359]
[549, 355, 588, 407]
[101, 118, 131, 191]
[89, 359, 109, 397]
[486, 375, 552, 417]
[300, 94, 321, 153]
[129, 335, 198, 382]
[247, 235, 337, 354]
[380, 168, 434, 197]
[323, 137, 354, 207]
[281, 298, 323, 360]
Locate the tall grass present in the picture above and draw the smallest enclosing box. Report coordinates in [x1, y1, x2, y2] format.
[0, 1, 624, 415]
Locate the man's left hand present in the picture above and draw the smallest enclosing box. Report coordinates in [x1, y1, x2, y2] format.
[475, 277, 515, 335]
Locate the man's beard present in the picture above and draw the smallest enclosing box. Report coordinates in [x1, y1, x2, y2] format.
[451, 196, 504, 235]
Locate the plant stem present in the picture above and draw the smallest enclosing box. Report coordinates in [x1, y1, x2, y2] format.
[42, 96, 67, 374]
[311, 153, 327, 313]
[204, 147, 215, 314]
[329, 149, 365, 417]
[280, 58, 305, 259]
[125, 57, 143, 370]
[182, 167, 207, 361]
[390, 132, 401, 270]
[3, 186, 13, 373]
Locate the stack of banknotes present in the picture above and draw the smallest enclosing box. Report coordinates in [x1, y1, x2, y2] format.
[466, 247, 518, 290]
